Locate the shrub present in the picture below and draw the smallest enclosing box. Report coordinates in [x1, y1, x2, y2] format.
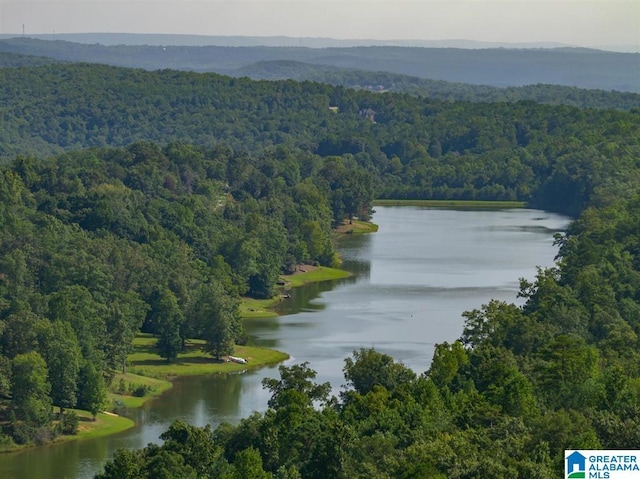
[0, 433, 16, 452]
[34, 427, 53, 445]
[61, 411, 79, 435]
[10, 422, 36, 445]
[131, 384, 151, 397]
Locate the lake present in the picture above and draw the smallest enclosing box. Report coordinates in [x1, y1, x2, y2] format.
[0, 206, 570, 479]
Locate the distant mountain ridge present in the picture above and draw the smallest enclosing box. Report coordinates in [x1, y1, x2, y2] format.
[0, 37, 637, 92]
[3, 50, 637, 110]
[0, 33, 582, 49]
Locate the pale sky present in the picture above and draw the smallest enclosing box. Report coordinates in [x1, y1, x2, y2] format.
[1, 0, 639, 49]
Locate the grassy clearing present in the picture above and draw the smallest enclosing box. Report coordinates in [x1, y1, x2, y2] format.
[109, 371, 173, 408]
[0, 336, 287, 453]
[335, 219, 379, 234]
[240, 296, 280, 319]
[0, 409, 135, 453]
[283, 266, 351, 288]
[68, 409, 135, 441]
[240, 265, 352, 318]
[373, 199, 526, 208]
[126, 334, 288, 378]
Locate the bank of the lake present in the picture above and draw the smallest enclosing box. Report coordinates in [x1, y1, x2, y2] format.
[240, 265, 353, 319]
[0, 409, 135, 455]
[0, 206, 570, 479]
[126, 335, 289, 379]
[335, 218, 379, 234]
[2, 266, 346, 454]
[94, 338, 289, 438]
[374, 199, 527, 208]
[1, 339, 288, 454]
[108, 266, 351, 415]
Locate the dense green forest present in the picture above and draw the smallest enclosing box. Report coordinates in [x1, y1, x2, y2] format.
[0, 139, 373, 446]
[93, 188, 640, 477]
[0, 58, 639, 476]
[2, 62, 639, 217]
[0, 52, 58, 68]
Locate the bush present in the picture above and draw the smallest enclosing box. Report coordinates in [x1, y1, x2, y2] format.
[10, 422, 36, 445]
[131, 384, 152, 397]
[61, 411, 79, 435]
[0, 433, 16, 452]
[34, 427, 53, 445]
[116, 378, 127, 394]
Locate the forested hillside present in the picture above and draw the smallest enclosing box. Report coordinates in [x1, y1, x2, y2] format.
[0, 139, 376, 446]
[0, 37, 637, 91]
[2, 62, 639, 217]
[3, 49, 638, 111]
[0, 59, 639, 476]
[0, 52, 58, 68]
[233, 61, 640, 110]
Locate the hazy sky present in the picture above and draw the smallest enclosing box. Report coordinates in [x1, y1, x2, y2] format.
[1, 0, 638, 48]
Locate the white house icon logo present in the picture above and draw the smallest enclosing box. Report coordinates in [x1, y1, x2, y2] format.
[566, 451, 586, 478]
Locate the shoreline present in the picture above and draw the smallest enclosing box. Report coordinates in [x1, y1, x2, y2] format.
[240, 265, 355, 319]
[2, 259, 369, 454]
[1, 341, 289, 455]
[373, 199, 526, 208]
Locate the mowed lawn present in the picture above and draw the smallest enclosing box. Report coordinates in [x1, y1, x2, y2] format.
[284, 266, 351, 287]
[127, 334, 289, 378]
[71, 409, 135, 440]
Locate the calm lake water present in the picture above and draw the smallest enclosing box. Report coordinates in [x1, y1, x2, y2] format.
[0, 206, 570, 479]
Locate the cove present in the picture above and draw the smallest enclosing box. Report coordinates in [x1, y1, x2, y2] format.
[0, 206, 570, 479]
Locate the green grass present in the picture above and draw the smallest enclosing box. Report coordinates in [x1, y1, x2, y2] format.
[373, 199, 526, 208]
[0, 335, 288, 453]
[69, 409, 135, 441]
[109, 371, 173, 408]
[240, 296, 281, 319]
[336, 219, 379, 234]
[240, 266, 352, 318]
[284, 266, 351, 287]
[0, 409, 135, 452]
[126, 334, 288, 378]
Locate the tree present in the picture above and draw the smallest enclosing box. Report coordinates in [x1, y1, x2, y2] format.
[461, 300, 524, 349]
[142, 445, 198, 479]
[0, 354, 11, 398]
[11, 351, 52, 427]
[105, 292, 148, 373]
[160, 420, 219, 477]
[536, 334, 601, 409]
[427, 341, 469, 389]
[233, 447, 272, 479]
[95, 449, 144, 479]
[154, 289, 184, 362]
[40, 320, 81, 417]
[77, 361, 108, 420]
[191, 282, 241, 360]
[47, 285, 107, 366]
[262, 362, 331, 410]
[0, 310, 43, 359]
[340, 167, 375, 222]
[342, 348, 415, 396]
